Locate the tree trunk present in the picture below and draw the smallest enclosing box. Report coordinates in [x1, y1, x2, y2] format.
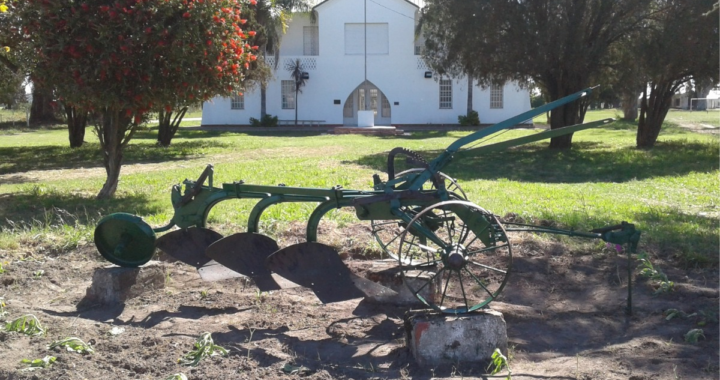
[157, 107, 188, 147]
[294, 88, 298, 126]
[29, 79, 58, 125]
[466, 75, 473, 117]
[96, 109, 135, 199]
[548, 99, 585, 149]
[546, 79, 589, 149]
[65, 105, 88, 148]
[621, 90, 639, 121]
[637, 82, 674, 149]
[260, 85, 267, 118]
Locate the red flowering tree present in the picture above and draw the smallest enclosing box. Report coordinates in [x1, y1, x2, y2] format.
[19, 0, 258, 199]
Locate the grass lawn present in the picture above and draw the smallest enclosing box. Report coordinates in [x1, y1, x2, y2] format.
[0, 109, 717, 268]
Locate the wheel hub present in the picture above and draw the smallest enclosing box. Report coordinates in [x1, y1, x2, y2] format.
[445, 244, 466, 270]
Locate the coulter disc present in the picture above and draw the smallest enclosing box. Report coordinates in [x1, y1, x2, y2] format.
[94, 213, 156, 267]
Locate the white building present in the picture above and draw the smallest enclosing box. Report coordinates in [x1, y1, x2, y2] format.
[201, 0, 531, 127]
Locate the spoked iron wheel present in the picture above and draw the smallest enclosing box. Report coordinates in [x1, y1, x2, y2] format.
[370, 169, 467, 260]
[396, 200, 512, 313]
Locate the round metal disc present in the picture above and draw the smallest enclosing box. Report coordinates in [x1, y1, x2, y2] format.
[94, 213, 157, 267]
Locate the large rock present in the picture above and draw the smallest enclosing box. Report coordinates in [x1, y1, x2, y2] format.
[83, 261, 165, 305]
[405, 309, 508, 366]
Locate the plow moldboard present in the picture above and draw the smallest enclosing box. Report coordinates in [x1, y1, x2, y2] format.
[266, 242, 367, 303]
[155, 227, 223, 268]
[205, 232, 284, 291]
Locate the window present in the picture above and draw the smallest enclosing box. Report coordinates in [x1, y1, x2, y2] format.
[381, 95, 391, 117]
[345, 23, 389, 55]
[303, 26, 319, 56]
[230, 93, 244, 110]
[490, 84, 504, 109]
[343, 94, 353, 117]
[439, 79, 452, 109]
[281, 80, 295, 109]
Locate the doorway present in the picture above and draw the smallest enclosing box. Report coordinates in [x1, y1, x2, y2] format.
[343, 81, 391, 126]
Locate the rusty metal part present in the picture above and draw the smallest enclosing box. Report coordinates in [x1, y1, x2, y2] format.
[204, 233, 283, 291]
[155, 227, 222, 268]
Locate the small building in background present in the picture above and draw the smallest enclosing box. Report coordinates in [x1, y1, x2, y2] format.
[201, 0, 531, 127]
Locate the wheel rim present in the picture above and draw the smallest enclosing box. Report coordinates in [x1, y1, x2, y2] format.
[370, 169, 467, 260]
[397, 200, 512, 314]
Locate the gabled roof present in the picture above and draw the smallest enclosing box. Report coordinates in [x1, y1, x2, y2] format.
[313, 0, 420, 11]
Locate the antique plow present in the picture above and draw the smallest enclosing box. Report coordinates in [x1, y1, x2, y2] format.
[94, 87, 641, 314]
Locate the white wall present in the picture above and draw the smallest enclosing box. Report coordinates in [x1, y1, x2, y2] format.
[202, 0, 531, 126]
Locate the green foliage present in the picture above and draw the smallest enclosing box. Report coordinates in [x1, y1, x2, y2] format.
[684, 328, 705, 343]
[48, 337, 95, 354]
[5, 314, 45, 336]
[486, 348, 511, 379]
[530, 94, 546, 108]
[458, 110, 480, 126]
[637, 253, 675, 294]
[178, 332, 228, 366]
[19, 0, 258, 114]
[249, 114, 278, 127]
[20, 356, 56, 370]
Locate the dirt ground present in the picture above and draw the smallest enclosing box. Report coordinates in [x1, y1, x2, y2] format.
[0, 224, 717, 380]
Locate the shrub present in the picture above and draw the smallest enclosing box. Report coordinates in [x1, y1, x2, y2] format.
[458, 110, 480, 126]
[249, 114, 278, 127]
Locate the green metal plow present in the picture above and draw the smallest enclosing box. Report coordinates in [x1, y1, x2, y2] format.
[94, 87, 641, 314]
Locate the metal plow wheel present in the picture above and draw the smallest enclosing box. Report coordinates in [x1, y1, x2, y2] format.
[371, 169, 468, 260]
[397, 200, 512, 314]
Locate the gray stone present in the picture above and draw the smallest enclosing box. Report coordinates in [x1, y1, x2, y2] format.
[84, 261, 165, 305]
[364, 260, 440, 306]
[405, 309, 507, 367]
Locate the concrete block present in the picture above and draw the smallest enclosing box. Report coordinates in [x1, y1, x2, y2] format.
[405, 309, 507, 367]
[84, 261, 165, 305]
[364, 260, 440, 306]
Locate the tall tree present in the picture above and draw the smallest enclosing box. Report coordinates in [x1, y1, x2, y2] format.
[20, 0, 258, 199]
[635, 0, 718, 148]
[286, 58, 306, 126]
[420, 0, 651, 148]
[254, 0, 312, 119]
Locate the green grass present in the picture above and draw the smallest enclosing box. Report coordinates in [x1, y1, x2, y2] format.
[0, 110, 717, 268]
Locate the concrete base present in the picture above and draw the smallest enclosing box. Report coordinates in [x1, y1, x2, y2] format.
[334, 126, 404, 136]
[83, 261, 165, 305]
[405, 309, 507, 367]
[364, 259, 439, 306]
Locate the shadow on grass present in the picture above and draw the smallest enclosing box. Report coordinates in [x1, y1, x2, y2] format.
[350, 139, 718, 183]
[0, 190, 163, 229]
[0, 139, 231, 176]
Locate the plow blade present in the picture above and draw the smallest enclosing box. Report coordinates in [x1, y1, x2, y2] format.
[156, 227, 223, 268]
[204, 233, 285, 291]
[266, 242, 397, 303]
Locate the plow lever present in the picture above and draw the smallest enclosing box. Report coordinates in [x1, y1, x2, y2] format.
[178, 164, 214, 207]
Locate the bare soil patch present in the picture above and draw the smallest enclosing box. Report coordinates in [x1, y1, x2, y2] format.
[0, 226, 717, 380]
